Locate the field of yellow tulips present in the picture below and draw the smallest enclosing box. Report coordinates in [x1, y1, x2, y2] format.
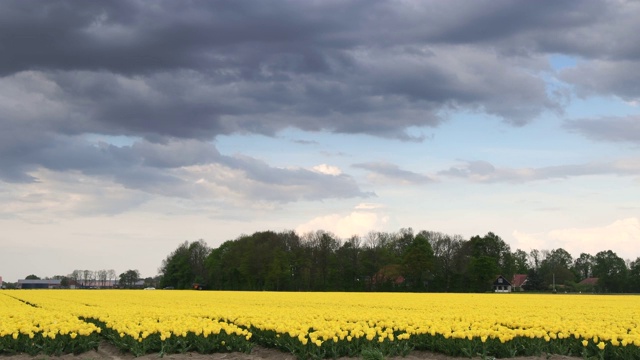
[1, 290, 639, 359]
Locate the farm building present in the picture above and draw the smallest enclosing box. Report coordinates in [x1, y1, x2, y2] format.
[511, 274, 528, 291]
[17, 279, 62, 289]
[578, 277, 599, 292]
[493, 275, 512, 293]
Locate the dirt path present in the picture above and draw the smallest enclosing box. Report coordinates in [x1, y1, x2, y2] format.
[1, 341, 581, 360]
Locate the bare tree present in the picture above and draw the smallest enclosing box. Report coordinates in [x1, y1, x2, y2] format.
[107, 269, 116, 287]
[69, 270, 82, 288]
[97, 270, 108, 288]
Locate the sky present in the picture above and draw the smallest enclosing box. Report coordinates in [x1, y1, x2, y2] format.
[1, 0, 640, 282]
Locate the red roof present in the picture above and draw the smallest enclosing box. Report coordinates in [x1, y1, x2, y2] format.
[511, 274, 528, 287]
[579, 277, 598, 286]
[372, 264, 404, 285]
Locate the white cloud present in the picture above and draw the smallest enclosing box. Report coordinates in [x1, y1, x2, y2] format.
[312, 164, 342, 176]
[513, 218, 640, 259]
[355, 202, 385, 210]
[511, 230, 548, 252]
[296, 205, 389, 239]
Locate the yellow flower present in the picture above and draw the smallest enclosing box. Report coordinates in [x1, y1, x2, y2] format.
[582, 340, 588, 347]
[597, 342, 606, 350]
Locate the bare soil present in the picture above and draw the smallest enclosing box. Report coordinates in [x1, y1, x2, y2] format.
[0, 341, 580, 360]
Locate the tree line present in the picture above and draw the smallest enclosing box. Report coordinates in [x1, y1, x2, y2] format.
[158, 229, 640, 293]
[7, 269, 157, 289]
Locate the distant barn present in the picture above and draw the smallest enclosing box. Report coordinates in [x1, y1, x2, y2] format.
[17, 279, 61, 289]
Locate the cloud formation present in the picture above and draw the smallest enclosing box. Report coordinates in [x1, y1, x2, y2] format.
[296, 203, 390, 239]
[439, 159, 640, 183]
[513, 218, 640, 259]
[564, 116, 640, 144]
[2, 0, 640, 281]
[3, 0, 640, 201]
[2, 0, 587, 147]
[0, 136, 371, 210]
[354, 162, 435, 185]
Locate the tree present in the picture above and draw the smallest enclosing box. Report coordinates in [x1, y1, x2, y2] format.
[69, 270, 82, 287]
[118, 269, 140, 288]
[97, 270, 108, 288]
[466, 232, 511, 292]
[401, 234, 435, 291]
[335, 236, 362, 291]
[593, 250, 627, 293]
[159, 240, 211, 289]
[627, 257, 640, 293]
[528, 249, 542, 270]
[304, 230, 341, 291]
[361, 231, 397, 291]
[107, 269, 117, 284]
[82, 270, 90, 287]
[539, 248, 575, 290]
[425, 232, 465, 292]
[572, 253, 594, 281]
[511, 249, 529, 274]
[25, 274, 40, 280]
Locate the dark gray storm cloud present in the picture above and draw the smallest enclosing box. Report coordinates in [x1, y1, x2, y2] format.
[2, 0, 639, 202]
[560, 61, 640, 102]
[3, 0, 611, 143]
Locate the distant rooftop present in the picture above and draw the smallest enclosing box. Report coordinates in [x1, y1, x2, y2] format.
[17, 279, 62, 285]
[579, 277, 599, 286]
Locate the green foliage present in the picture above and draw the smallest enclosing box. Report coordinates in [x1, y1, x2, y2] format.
[401, 234, 435, 291]
[361, 347, 385, 360]
[160, 240, 211, 289]
[4, 315, 640, 359]
[163, 229, 639, 294]
[118, 269, 140, 288]
[593, 250, 628, 293]
[89, 318, 252, 357]
[0, 332, 99, 356]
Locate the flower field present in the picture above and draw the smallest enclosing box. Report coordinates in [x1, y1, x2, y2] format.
[1, 290, 639, 359]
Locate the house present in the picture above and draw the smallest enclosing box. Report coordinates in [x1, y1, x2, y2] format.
[17, 279, 62, 289]
[578, 277, 598, 292]
[371, 265, 405, 287]
[511, 274, 528, 291]
[579, 277, 598, 286]
[0, 276, 3, 288]
[493, 275, 512, 293]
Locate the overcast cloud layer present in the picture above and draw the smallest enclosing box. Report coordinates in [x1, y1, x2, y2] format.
[1, 0, 640, 281]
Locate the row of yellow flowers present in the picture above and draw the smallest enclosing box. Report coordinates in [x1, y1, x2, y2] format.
[1, 290, 639, 359]
[0, 292, 100, 355]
